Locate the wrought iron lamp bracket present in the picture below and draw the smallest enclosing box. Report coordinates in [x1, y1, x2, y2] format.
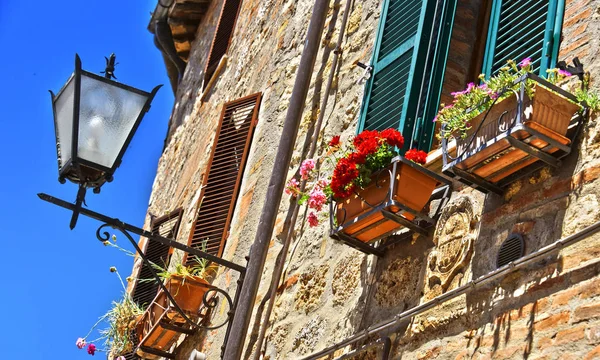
[38, 192, 246, 358]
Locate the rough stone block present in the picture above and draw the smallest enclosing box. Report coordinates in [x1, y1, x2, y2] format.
[534, 311, 571, 331]
[575, 303, 600, 323]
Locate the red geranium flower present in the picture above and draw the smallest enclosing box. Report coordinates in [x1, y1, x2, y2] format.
[87, 344, 96, 356]
[356, 136, 378, 157]
[353, 130, 379, 149]
[405, 149, 428, 165]
[380, 128, 404, 148]
[348, 151, 367, 165]
[331, 157, 359, 199]
[328, 135, 341, 147]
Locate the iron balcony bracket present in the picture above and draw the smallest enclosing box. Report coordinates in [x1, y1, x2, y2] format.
[329, 156, 453, 257]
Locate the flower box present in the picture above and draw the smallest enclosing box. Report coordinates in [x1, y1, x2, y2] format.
[332, 157, 443, 243]
[135, 275, 209, 359]
[452, 83, 580, 184]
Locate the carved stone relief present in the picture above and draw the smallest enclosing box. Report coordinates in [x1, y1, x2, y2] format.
[425, 196, 478, 300]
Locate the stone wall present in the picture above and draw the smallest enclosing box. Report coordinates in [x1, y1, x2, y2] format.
[135, 0, 600, 358]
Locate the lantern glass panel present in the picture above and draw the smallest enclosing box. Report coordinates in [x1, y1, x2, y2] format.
[78, 74, 148, 168]
[54, 75, 75, 169]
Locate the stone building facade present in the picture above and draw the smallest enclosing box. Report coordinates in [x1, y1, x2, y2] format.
[129, 0, 600, 359]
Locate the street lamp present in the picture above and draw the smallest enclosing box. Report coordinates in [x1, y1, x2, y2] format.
[48, 54, 161, 228]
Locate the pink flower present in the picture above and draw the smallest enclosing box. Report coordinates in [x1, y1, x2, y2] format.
[300, 159, 315, 180]
[519, 57, 532, 67]
[87, 343, 96, 355]
[466, 82, 476, 93]
[307, 212, 319, 227]
[558, 69, 572, 77]
[116, 357, 126, 360]
[308, 188, 327, 211]
[285, 178, 300, 196]
[76, 338, 86, 349]
[316, 179, 329, 190]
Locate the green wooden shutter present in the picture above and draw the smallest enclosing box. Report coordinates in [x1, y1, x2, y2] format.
[359, 0, 454, 152]
[482, 0, 565, 77]
[415, 0, 458, 151]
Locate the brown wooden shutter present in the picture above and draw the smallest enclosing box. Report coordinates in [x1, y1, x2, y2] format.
[187, 94, 261, 260]
[204, 0, 243, 87]
[132, 209, 183, 308]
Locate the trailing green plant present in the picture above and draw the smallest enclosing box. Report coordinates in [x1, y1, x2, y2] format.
[573, 74, 600, 112]
[98, 292, 144, 355]
[104, 235, 216, 283]
[434, 57, 595, 140]
[76, 266, 144, 357]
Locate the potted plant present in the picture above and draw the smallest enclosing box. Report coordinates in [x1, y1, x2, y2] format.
[331, 130, 438, 242]
[435, 58, 598, 184]
[99, 235, 216, 358]
[436, 58, 581, 142]
[134, 254, 216, 359]
[286, 129, 442, 243]
[152, 257, 216, 319]
[75, 267, 144, 358]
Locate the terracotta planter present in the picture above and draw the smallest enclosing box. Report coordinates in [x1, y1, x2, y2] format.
[164, 274, 210, 319]
[454, 85, 580, 183]
[134, 275, 210, 359]
[335, 162, 439, 242]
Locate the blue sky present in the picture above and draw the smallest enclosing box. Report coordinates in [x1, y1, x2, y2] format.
[0, 1, 174, 358]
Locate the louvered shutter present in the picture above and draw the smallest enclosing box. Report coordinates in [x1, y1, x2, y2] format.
[204, 0, 243, 87]
[358, 0, 442, 151]
[482, 0, 564, 77]
[131, 209, 183, 308]
[187, 94, 261, 260]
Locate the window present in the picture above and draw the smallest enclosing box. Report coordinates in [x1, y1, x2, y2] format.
[358, 0, 456, 152]
[131, 209, 183, 308]
[204, 0, 244, 88]
[482, 0, 564, 78]
[186, 94, 261, 260]
[360, 0, 565, 152]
